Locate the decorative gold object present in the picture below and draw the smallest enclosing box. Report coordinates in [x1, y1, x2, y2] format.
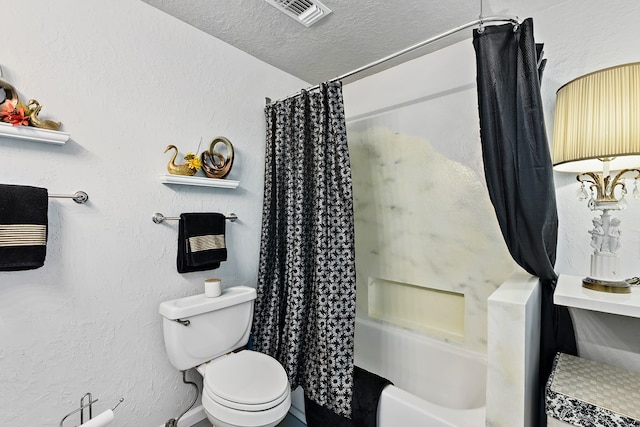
[582, 277, 632, 294]
[0, 66, 63, 130]
[200, 136, 234, 179]
[0, 78, 19, 111]
[26, 99, 61, 131]
[164, 145, 197, 176]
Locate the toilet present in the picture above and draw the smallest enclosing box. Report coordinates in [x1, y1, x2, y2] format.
[159, 286, 291, 427]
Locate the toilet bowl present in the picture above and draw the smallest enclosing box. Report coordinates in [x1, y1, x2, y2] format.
[159, 286, 291, 427]
[198, 350, 290, 427]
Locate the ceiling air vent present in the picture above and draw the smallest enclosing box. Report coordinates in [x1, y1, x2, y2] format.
[265, 0, 332, 27]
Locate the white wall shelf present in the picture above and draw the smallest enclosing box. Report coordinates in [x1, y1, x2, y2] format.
[0, 122, 69, 145]
[158, 174, 239, 189]
[554, 274, 640, 318]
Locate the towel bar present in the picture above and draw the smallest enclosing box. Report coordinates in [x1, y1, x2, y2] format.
[152, 212, 238, 224]
[48, 191, 89, 204]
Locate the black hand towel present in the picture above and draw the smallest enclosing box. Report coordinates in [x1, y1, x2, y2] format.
[304, 366, 393, 427]
[0, 184, 48, 271]
[177, 213, 227, 273]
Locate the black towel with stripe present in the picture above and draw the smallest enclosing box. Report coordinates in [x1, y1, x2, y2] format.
[177, 212, 227, 273]
[0, 184, 48, 271]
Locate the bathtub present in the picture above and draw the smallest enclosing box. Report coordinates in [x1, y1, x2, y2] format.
[356, 316, 487, 426]
[290, 316, 487, 427]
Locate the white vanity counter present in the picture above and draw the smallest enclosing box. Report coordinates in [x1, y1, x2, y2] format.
[554, 274, 640, 318]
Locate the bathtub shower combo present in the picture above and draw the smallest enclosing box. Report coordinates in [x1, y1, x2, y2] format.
[297, 53, 512, 427]
[324, 120, 508, 426]
[320, 24, 519, 426]
[263, 15, 524, 427]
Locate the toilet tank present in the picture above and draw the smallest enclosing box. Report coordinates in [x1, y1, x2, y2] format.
[159, 286, 257, 371]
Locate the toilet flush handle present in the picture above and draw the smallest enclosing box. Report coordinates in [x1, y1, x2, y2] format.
[174, 318, 190, 327]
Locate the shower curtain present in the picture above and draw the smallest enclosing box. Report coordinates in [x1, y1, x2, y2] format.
[473, 18, 577, 427]
[252, 82, 356, 417]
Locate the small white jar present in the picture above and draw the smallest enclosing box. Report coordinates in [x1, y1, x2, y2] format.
[204, 278, 222, 298]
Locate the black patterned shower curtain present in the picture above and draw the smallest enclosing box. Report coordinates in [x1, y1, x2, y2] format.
[252, 82, 356, 417]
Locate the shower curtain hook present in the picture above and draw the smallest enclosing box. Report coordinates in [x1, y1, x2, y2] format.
[477, 0, 485, 33]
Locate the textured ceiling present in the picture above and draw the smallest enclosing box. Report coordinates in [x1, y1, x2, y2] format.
[141, 0, 562, 84]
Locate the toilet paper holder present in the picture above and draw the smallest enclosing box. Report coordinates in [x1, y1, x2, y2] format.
[59, 393, 124, 427]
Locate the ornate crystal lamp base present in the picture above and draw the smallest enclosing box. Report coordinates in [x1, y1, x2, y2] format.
[575, 166, 640, 294]
[583, 252, 630, 293]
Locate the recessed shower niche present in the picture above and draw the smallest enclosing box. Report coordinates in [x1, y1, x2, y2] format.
[368, 277, 465, 341]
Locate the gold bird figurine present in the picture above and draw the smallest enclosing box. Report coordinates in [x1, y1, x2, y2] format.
[26, 99, 61, 131]
[165, 145, 197, 176]
[200, 136, 234, 179]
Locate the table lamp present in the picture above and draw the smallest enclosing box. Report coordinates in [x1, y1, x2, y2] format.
[553, 62, 640, 293]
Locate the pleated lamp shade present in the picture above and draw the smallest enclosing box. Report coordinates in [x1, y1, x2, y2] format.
[553, 62, 640, 172]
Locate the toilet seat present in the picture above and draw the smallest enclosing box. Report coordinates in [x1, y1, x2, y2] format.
[202, 390, 291, 427]
[205, 384, 290, 412]
[203, 350, 290, 411]
[200, 350, 291, 427]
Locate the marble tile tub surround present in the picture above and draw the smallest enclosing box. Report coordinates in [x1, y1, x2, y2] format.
[486, 271, 541, 427]
[343, 38, 514, 354]
[347, 125, 514, 353]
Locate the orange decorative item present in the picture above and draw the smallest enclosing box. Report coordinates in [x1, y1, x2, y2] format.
[0, 102, 29, 126]
[200, 136, 234, 179]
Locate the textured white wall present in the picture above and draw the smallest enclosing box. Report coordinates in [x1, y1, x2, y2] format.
[0, 1, 306, 425]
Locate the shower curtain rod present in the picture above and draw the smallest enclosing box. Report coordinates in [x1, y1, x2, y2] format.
[268, 15, 520, 104]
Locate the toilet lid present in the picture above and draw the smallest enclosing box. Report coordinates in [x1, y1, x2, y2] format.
[204, 350, 289, 407]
